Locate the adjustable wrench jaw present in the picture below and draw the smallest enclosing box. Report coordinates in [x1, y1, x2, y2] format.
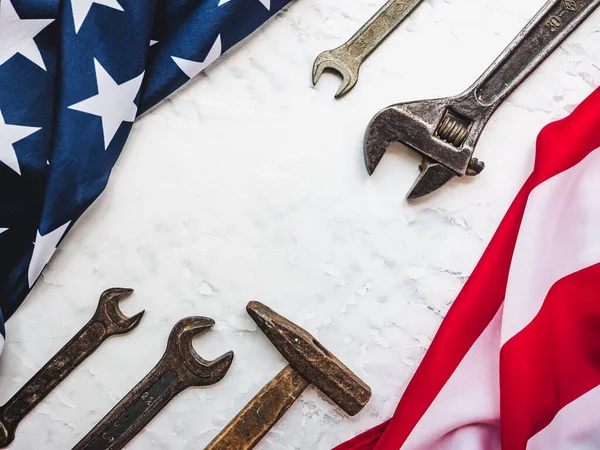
[95, 288, 144, 335]
[166, 317, 234, 387]
[364, 95, 488, 199]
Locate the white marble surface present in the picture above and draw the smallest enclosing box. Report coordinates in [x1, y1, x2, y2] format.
[2, 0, 600, 448]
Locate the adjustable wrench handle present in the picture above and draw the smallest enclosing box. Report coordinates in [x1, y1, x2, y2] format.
[470, 0, 599, 109]
[343, 0, 423, 63]
[72, 363, 186, 450]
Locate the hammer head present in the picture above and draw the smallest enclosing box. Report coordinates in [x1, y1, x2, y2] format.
[364, 96, 486, 199]
[247, 301, 371, 416]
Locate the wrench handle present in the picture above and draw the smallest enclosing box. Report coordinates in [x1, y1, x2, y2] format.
[472, 0, 599, 108]
[0, 319, 109, 446]
[72, 366, 185, 450]
[344, 0, 423, 62]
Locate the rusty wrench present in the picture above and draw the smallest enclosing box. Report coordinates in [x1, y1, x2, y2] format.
[313, 0, 424, 98]
[364, 0, 600, 199]
[72, 316, 234, 450]
[0, 288, 144, 448]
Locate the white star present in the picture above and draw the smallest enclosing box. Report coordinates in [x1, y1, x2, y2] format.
[218, 0, 270, 10]
[0, 0, 54, 70]
[149, 39, 158, 46]
[28, 221, 71, 287]
[172, 35, 222, 79]
[0, 228, 7, 235]
[71, 0, 123, 33]
[68, 59, 144, 149]
[0, 109, 41, 175]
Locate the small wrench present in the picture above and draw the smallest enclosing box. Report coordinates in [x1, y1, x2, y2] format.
[313, 0, 424, 98]
[364, 0, 600, 199]
[0, 288, 144, 448]
[72, 316, 234, 450]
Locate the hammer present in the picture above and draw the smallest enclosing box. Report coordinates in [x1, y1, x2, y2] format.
[205, 301, 371, 450]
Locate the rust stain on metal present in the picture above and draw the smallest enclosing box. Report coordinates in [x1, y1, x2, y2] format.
[0, 288, 144, 448]
[73, 316, 233, 450]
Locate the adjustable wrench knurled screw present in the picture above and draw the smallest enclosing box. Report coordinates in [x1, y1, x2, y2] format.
[313, 0, 424, 98]
[0, 288, 144, 448]
[72, 316, 234, 450]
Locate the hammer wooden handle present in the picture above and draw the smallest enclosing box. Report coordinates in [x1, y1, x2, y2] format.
[205, 365, 309, 450]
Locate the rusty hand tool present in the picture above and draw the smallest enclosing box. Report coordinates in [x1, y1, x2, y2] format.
[313, 0, 424, 98]
[0, 288, 143, 448]
[364, 0, 600, 199]
[205, 301, 371, 450]
[72, 316, 233, 450]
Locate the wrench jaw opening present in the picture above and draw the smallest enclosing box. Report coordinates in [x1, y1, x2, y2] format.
[364, 105, 409, 176]
[168, 317, 234, 386]
[312, 51, 359, 99]
[96, 288, 145, 335]
[364, 98, 481, 199]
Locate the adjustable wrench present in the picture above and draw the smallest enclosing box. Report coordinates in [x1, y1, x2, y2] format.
[364, 0, 600, 199]
[313, 0, 424, 98]
[0, 288, 144, 448]
[72, 316, 234, 450]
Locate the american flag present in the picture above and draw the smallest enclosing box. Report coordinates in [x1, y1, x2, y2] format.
[0, 0, 293, 354]
[336, 87, 600, 449]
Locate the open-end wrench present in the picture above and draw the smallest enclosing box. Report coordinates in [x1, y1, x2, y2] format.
[364, 0, 600, 199]
[313, 0, 424, 98]
[0, 288, 144, 448]
[72, 316, 234, 450]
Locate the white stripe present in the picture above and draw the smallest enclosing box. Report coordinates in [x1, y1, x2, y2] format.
[401, 306, 503, 450]
[527, 384, 600, 450]
[501, 147, 600, 346]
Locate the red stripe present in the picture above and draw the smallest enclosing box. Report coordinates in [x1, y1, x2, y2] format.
[371, 185, 528, 450]
[334, 86, 600, 450]
[500, 263, 600, 449]
[335, 422, 390, 450]
[532, 87, 600, 189]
